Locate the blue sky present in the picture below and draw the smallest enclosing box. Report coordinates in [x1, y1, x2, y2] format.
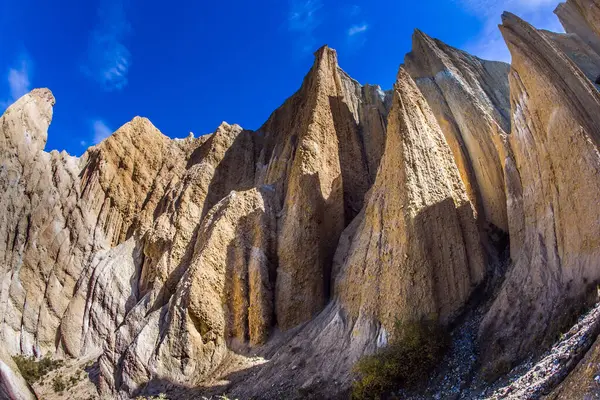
[0, 0, 563, 155]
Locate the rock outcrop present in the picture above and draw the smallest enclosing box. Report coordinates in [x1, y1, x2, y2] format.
[405, 30, 511, 232]
[479, 12, 600, 370]
[0, 348, 35, 400]
[335, 67, 484, 332]
[544, 30, 600, 86]
[0, 89, 96, 357]
[0, 43, 393, 396]
[555, 0, 600, 57]
[100, 188, 277, 393]
[257, 46, 390, 330]
[223, 65, 485, 400]
[6, 4, 600, 398]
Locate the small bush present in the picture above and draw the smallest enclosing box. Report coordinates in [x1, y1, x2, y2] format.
[136, 394, 168, 400]
[351, 319, 450, 400]
[12, 355, 64, 384]
[52, 375, 66, 393]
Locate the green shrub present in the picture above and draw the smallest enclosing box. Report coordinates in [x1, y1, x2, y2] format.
[135, 394, 168, 400]
[12, 355, 64, 384]
[351, 319, 450, 400]
[52, 375, 66, 393]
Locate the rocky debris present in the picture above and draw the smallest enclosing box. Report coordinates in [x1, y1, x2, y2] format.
[485, 303, 600, 399]
[393, 306, 484, 400]
[29, 352, 101, 400]
[548, 331, 600, 399]
[405, 30, 511, 232]
[479, 11, 600, 372]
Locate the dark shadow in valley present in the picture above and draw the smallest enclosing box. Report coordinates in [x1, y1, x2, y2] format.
[328, 95, 371, 226]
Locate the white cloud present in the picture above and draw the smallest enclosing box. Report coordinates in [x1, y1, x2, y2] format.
[92, 120, 113, 144]
[8, 59, 31, 101]
[348, 23, 368, 36]
[457, 0, 564, 62]
[288, 0, 323, 52]
[83, 0, 131, 91]
[1, 53, 32, 109]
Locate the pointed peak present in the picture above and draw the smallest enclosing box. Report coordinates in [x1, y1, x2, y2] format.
[412, 28, 431, 41]
[215, 121, 244, 136]
[501, 11, 524, 27]
[99, 116, 166, 146]
[313, 45, 338, 67]
[314, 44, 335, 57]
[122, 116, 157, 132]
[554, 2, 567, 14]
[0, 88, 56, 156]
[394, 66, 414, 89]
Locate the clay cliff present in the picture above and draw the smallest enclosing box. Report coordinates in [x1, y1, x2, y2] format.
[405, 30, 511, 233]
[479, 11, 600, 372]
[3, 1, 600, 399]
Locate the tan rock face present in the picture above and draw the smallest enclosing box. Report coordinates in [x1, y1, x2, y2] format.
[0, 40, 395, 397]
[335, 67, 484, 332]
[0, 89, 98, 357]
[9, 12, 600, 396]
[479, 12, 600, 368]
[544, 30, 600, 85]
[405, 30, 511, 232]
[257, 46, 390, 330]
[555, 0, 600, 57]
[99, 187, 276, 393]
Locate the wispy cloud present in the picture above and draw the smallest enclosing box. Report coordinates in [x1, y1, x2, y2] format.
[346, 4, 361, 17]
[92, 120, 113, 144]
[8, 58, 31, 101]
[348, 23, 368, 36]
[288, 0, 323, 52]
[457, 0, 564, 62]
[1, 52, 32, 109]
[83, 0, 131, 91]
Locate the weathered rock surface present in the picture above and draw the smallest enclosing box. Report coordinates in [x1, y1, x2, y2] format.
[99, 187, 276, 394]
[257, 46, 390, 330]
[220, 66, 486, 400]
[6, 5, 600, 398]
[0, 348, 35, 400]
[405, 30, 511, 232]
[544, 30, 600, 86]
[555, 0, 600, 57]
[479, 12, 600, 370]
[335, 67, 485, 332]
[0, 42, 393, 396]
[0, 89, 98, 357]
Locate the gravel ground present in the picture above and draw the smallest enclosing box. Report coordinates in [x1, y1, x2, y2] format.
[395, 300, 600, 400]
[483, 303, 600, 399]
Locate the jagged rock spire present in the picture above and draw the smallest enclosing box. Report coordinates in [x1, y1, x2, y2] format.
[405, 29, 511, 232]
[479, 11, 600, 370]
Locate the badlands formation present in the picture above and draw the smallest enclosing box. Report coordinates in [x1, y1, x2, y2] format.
[2, 0, 600, 399]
